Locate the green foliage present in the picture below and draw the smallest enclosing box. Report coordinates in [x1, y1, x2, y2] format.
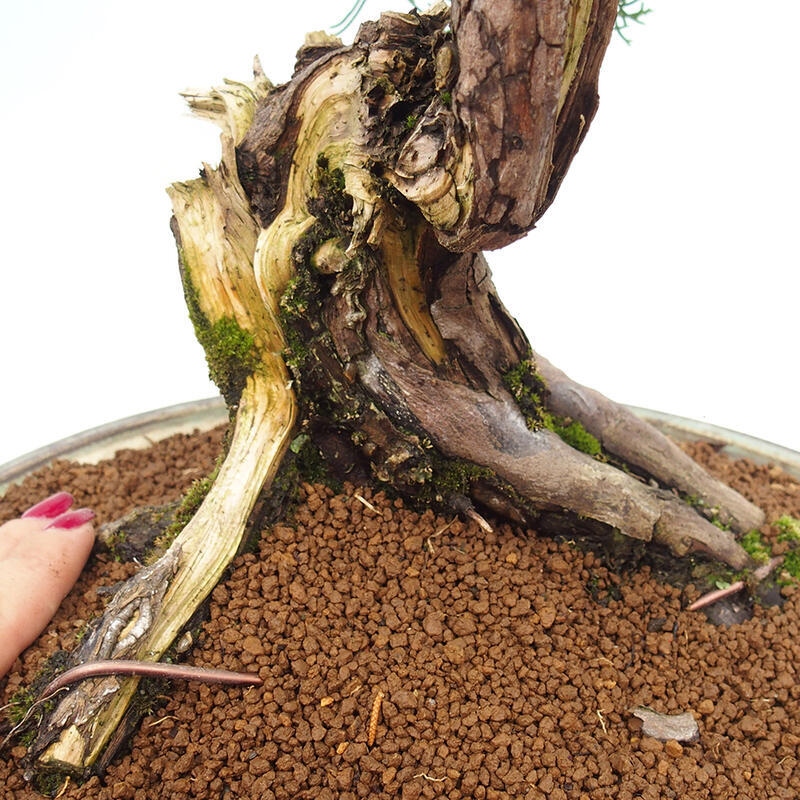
[615, 0, 651, 43]
[331, 0, 649, 46]
[330, 0, 419, 35]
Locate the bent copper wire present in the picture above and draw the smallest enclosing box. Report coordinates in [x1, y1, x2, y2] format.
[41, 660, 262, 697]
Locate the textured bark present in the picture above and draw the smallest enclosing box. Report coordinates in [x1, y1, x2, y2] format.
[25, 0, 765, 776]
[441, 0, 617, 249]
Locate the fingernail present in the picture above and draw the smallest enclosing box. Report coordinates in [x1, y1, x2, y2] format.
[22, 491, 75, 519]
[45, 508, 95, 530]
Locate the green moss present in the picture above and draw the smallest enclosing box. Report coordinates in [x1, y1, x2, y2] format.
[2, 653, 73, 755]
[682, 494, 731, 530]
[503, 358, 548, 426]
[430, 459, 493, 502]
[179, 260, 259, 406]
[30, 772, 68, 797]
[691, 559, 736, 588]
[103, 529, 127, 562]
[547, 418, 602, 457]
[739, 529, 771, 564]
[3, 684, 37, 727]
[502, 359, 602, 456]
[782, 549, 800, 579]
[279, 153, 353, 384]
[279, 267, 326, 377]
[176, 473, 217, 526]
[297, 447, 330, 486]
[153, 469, 218, 556]
[200, 317, 259, 404]
[279, 154, 370, 425]
[312, 155, 351, 229]
[775, 515, 800, 542]
[773, 516, 800, 581]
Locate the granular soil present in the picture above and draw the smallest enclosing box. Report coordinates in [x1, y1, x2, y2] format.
[1, 427, 799, 799]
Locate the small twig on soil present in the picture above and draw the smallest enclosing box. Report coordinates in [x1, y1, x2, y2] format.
[687, 556, 783, 612]
[596, 709, 608, 734]
[367, 690, 384, 746]
[449, 494, 493, 533]
[464, 506, 493, 533]
[425, 518, 457, 554]
[354, 492, 379, 514]
[148, 715, 179, 727]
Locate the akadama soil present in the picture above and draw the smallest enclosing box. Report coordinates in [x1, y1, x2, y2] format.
[1, 426, 799, 799]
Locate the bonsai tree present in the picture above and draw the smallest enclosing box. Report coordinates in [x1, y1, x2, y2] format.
[25, 0, 764, 775]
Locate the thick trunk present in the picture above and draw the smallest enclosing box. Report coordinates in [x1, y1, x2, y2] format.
[23, 0, 764, 776]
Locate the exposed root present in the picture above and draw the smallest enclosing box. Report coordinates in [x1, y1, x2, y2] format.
[534, 353, 765, 534]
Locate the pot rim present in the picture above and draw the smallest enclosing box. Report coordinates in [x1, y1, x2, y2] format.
[1, 398, 798, 495]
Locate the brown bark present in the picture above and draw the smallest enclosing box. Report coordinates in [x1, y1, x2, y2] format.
[442, 0, 617, 249]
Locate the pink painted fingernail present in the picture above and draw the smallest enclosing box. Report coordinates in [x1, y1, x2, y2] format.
[45, 508, 95, 530]
[21, 491, 75, 519]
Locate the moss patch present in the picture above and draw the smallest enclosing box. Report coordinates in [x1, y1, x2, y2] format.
[503, 358, 602, 456]
[775, 515, 800, 542]
[418, 455, 493, 507]
[548, 418, 602, 457]
[179, 261, 259, 406]
[197, 317, 258, 406]
[503, 358, 548, 424]
[775, 515, 800, 580]
[739, 529, 771, 565]
[782, 549, 800, 580]
[152, 469, 219, 557]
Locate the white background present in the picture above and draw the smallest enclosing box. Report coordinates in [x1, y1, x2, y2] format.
[1, 0, 798, 467]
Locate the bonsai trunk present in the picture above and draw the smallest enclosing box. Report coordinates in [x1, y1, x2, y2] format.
[25, 0, 764, 775]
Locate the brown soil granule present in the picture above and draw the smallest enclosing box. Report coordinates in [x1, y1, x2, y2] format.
[1, 429, 799, 799]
